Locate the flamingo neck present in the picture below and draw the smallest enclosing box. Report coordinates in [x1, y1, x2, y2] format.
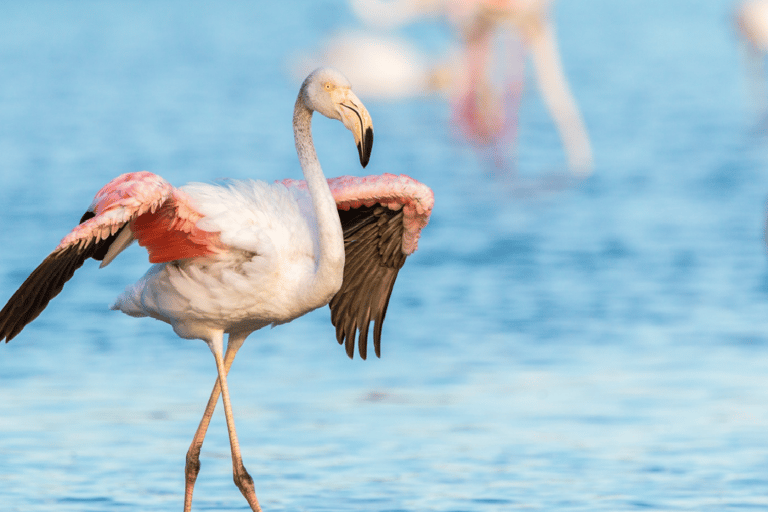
[293, 98, 345, 301]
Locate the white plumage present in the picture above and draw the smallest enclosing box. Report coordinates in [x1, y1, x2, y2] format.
[113, 180, 325, 338]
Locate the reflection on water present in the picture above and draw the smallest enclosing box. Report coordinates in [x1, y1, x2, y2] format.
[2, 0, 768, 511]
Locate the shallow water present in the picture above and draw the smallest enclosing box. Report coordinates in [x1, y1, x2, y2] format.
[2, 0, 768, 511]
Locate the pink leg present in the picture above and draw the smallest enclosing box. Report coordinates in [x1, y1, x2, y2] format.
[184, 333, 251, 512]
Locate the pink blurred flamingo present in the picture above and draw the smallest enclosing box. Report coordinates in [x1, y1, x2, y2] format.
[346, 0, 593, 175]
[0, 68, 433, 512]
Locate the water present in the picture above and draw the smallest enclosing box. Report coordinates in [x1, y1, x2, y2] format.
[2, 0, 768, 510]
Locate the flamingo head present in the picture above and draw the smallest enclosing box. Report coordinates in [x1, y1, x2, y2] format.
[300, 67, 374, 167]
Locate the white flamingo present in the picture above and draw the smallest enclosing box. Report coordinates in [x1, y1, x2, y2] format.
[0, 68, 434, 512]
[291, 31, 437, 99]
[736, 0, 768, 117]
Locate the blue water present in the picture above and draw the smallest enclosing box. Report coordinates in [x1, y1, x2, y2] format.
[2, 0, 768, 510]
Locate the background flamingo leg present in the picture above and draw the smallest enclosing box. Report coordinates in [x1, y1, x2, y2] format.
[526, 16, 593, 175]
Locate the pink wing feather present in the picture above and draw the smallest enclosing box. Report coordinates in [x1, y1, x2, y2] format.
[282, 173, 434, 255]
[58, 171, 221, 264]
[130, 189, 221, 263]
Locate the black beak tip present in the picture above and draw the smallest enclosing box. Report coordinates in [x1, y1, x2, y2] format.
[358, 127, 374, 168]
[357, 144, 368, 168]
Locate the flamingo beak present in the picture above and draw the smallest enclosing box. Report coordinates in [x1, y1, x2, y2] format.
[339, 91, 374, 168]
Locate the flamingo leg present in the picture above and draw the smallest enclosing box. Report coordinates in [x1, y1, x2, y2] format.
[184, 332, 248, 512]
[211, 339, 262, 511]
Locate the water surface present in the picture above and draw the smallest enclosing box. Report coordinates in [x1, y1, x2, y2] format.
[2, 1, 768, 511]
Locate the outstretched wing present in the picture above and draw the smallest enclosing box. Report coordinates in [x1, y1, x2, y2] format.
[330, 175, 433, 359]
[332, 204, 406, 360]
[285, 174, 433, 359]
[0, 171, 220, 342]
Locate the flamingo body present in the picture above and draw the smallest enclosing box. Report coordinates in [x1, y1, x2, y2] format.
[1, 168, 433, 351]
[106, 172, 432, 343]
[117, 177, 331, 340]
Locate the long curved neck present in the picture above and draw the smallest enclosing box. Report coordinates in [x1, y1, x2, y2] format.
[293, 97, 345, 298]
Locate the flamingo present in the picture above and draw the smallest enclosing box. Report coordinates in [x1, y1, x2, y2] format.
[736, 0, 768, 118]
[291, 31, 439, 100]
[0, 67, 434, 512]
[310, 0, 593, 175]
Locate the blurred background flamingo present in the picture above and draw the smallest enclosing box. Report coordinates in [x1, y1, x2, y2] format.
[293, 0, 593, 177]
[736, 0, 768, 120]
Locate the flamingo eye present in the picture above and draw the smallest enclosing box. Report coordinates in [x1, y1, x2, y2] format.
[324, 82, 332, 91]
